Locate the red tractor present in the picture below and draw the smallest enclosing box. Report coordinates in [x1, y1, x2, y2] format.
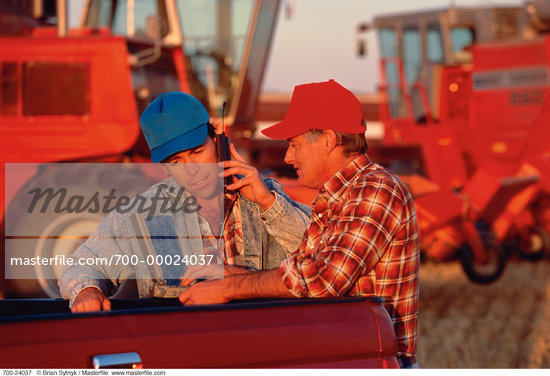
[358, 0, 550, 282]
[0, 0, 280, 297]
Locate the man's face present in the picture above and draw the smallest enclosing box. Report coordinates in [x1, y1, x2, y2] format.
[162, 137, 222, 199]
[284, 133, 329, 189]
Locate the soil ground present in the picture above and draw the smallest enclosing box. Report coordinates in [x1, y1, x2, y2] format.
[417, 257, 550, 368]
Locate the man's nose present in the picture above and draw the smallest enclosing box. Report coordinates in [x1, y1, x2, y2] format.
[284, 147, 294, 165]
[183, 162, 200, 175]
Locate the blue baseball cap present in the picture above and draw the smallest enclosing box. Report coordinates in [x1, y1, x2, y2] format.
[140, 92, 210, 162]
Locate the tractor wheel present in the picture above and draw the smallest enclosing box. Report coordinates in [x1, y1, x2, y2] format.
[459, 240, 507, 284]
[516, 226, 550, 261]
[4, 163, 155, 298]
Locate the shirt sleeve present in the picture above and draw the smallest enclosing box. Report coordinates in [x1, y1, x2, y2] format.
[259, 178, 311, 255]
[279, 175, 406, 297]
[58, 211, 134, 301]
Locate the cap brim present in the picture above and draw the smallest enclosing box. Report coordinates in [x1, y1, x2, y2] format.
[151, 123, 208, 162]
[261, 120, 305, 140]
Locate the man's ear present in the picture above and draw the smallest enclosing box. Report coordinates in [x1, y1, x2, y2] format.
[323, 130, 338, 153]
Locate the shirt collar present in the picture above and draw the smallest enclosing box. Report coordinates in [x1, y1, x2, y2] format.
[223, 188, 238, 218]
[320, 153, 373, 198]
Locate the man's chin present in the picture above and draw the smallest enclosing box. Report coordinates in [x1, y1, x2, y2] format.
[186, 183, 223, 200]
[297, 176, 318, 190]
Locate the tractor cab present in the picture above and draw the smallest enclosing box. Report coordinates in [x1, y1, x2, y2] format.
[368, 6, 531, 128]
[355, 1, 550, 283]
[80, 0, 278, 137]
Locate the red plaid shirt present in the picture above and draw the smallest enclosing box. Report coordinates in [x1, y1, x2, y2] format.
[279, 154, 419, 357]
[221, 190, 244, 265]
[197, 190, 243, 265]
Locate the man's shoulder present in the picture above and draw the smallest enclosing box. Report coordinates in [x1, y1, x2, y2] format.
[364, 163, 401, 181]
[138, 177, 178, 197]
[261, 177, 283, 191]
[355, 163, 412, 200]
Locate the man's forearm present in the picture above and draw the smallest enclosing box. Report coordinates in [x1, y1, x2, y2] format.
[225, 269, 295, 300]
[179, 268, 296, 305]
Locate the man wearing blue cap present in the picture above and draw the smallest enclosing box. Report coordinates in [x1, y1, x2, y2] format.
[59, 92, 311, 312]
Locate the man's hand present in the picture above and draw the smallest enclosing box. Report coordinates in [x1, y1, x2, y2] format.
[179, 269, 294, 306]
[71, 287, 111, 313]
[180, 264, 252, 286]
[221, 144, 276, 210]
[179, 279, 229, 305]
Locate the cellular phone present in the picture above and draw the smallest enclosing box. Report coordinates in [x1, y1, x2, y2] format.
[216, 102, 233, 186]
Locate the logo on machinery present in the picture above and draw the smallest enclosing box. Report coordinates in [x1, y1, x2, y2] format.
[473, 66, 549, 92]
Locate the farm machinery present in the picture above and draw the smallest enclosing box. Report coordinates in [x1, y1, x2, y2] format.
[0, 0, 280, 297]
[359, 0, 550, 282]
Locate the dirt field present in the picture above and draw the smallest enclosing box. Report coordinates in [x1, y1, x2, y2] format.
[418, 257, 550, 368]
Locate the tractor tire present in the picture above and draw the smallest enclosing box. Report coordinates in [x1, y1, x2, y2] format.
[459, 240, 507, 284]
[516, 226, 550, 261]
[4, 163, 155, 298]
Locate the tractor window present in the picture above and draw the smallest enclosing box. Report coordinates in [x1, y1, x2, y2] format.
[427, 24, 444, 63]
[379, 28, 398, 58]
[111, 0, 169, 38]
[378, 28, 407, 118]
[176, 0, 254, 113]
[111, 1, 126, 35]
[403, 26, 421, 86]
[451, 27, 473, 62]
[85, 0, 169, 39]
[451, 27, 473, 52]
[84, 0, 114, 29]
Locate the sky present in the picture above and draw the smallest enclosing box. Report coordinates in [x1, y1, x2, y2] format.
[262, 0, 524, 93]
[69, 0, 524, 94]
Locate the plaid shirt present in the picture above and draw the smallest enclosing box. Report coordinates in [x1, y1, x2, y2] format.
[197, 190, 245, 265]
[222, 190, 244, 265]
[279, 154, 419, 357]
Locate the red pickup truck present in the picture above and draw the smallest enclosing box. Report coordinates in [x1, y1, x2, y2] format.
[0, 297, 399, 368]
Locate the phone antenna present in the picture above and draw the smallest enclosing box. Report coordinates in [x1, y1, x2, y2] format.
[222, 101, 227, 134]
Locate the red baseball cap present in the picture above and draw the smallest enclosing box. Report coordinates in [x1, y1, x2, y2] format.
[261, 79, 365, 140]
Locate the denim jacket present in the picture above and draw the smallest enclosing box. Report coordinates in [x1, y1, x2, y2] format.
[59, 177, 311, 305]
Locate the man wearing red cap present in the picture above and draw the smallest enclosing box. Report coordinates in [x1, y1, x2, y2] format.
[180, 80, 420, 367]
